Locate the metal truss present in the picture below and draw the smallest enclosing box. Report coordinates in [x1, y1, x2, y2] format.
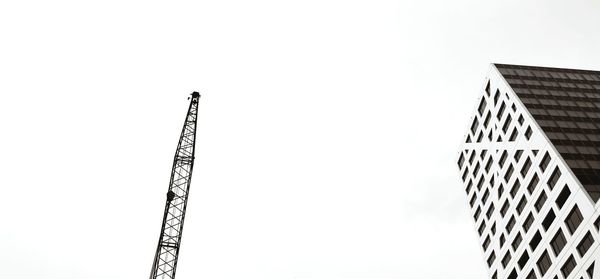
[149, 92, 200, 279]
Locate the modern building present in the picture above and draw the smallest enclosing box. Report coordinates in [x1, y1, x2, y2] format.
[457, 64, 600, 279]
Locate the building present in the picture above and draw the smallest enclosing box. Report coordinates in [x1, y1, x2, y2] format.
[457, 64, 600, 279]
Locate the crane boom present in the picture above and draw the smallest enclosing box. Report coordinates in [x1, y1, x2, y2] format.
[149, 92, 201, 279]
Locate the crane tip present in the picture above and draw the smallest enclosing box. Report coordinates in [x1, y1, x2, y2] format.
[191, 91, 200, 98]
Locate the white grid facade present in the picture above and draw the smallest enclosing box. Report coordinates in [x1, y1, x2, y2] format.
[457, 64, 600, 279]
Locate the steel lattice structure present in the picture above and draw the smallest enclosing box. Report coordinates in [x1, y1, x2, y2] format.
[149, 92, 201, 279]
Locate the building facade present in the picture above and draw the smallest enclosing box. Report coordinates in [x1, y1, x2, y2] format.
[457, 64, 600, 279]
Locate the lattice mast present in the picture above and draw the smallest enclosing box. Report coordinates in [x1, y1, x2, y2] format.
[149, 92, 201, 279]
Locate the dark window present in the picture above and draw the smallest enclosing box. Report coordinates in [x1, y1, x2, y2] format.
[466, 179, 473, 193]
[540, 152, 551, 172]
[595, 216, 600, 231]
[484, 111, 491, 127]
[525, 270, 536, 279]
[491, 222, 496, 234]
[473, 162, 480, 176]
[547, 167, 561, 190]
[551, 229, 567, 256]
[542, 209, 556, 231]
[469, 193, 477, 207]
[507, 269, 517, 279]
[505, 164, 514, 182]
[476, 132, 483, 142]
[512, 232, 522, 250]
[511, 103, 516, 112]
[477, 176, 484, 190]
[535, 191, 547, 212]
[527, 174, 539, 194]
[518, 251, 530, 269]
[521, 157, 532, 177]
[488, 251, 496, 267]
[525, 126, 533, 140]
[555, 185, 571, 209]
[462, 168, 469, 182]
[478, 98, 487, 115]
[469, 150, 475, 164]
[485, 157, 493, 172]
[509, 128, 518, 141]
[485, 81, 491, 95]
[502, 115, 512, 133]
[471, 118, 479, 134]
[494, 89, 500, 104]
[561, 255, 576, 278]
[514, 150, 523, 161]
[516, 196, 527, 215]
[511, 179, 521, 198]
[483, 235, 491, 250]
[536, 250, 552, 276]
[507, 215, 516, 233]
[458, 153, 465, 169]
[499, 151, 508, 167]
[587, 262, 594, 278]
[518, 114, 524, 126]
[497, 101, 506, 120]
[486, 203, 495, 219]
[500, 233, 506, 246]
[474, 206, 481, 221]
[500, 200, 510, 217]
[502, 251, 512, 268]
[566, 205, 583, 234]
[482, 189, 490, 204]
[523, 213, 534, 232]
[577, 231, 595, 257]
[498, 184, 504, 198]
[530, 231, 542, 251]
[478, 221, 486, 236]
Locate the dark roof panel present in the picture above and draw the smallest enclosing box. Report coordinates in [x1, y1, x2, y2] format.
[496, 64, 600, 202]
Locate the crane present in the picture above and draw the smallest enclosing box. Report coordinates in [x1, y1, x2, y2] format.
[149, 92, 201, 279]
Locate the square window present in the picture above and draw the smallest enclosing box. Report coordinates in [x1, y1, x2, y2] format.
[551, 229, 567, 256]
[527, 174, 539, 194]
[560, 255, 576, 278]
[483, 235, 491, 250]
[507, 215, 516, 233]
[512, 232, 522, 250]
[566, 205, 583, 234]
[500, 200, 510, 217]
[577, 231, 594, 257]
[540, 152, 551, 172]
[516, 196, 527, 215]
[542, 209, 556, 231]
[488, 251, 496, 267]
[478, 98, 487, 116]
[511, 179, 521, 198]
[523, 213, 534, 232]
[521, 157, 531, 177]
[530, 231, 542, 251]
[525, 126, 533, 140]
[502, 251, 512, 268]
[555, 185, 571, 209]
[486, 203, 495, 219]
[536, 250, 552, 276]
[518, 114, 524, 125]
[518, 251, 530, 269]
[547, 167, 561, 190]
[514, 150, 523, 161]
[535, 191, 547, 212]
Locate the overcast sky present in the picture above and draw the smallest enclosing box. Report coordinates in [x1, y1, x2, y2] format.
[2, 1, 600, 278]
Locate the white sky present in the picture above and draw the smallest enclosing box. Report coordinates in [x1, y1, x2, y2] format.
[2, 1, 600, 278]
